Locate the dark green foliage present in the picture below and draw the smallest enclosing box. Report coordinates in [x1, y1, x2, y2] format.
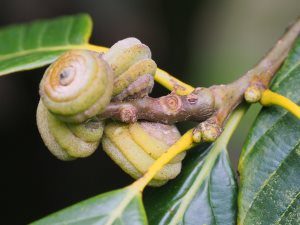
[0, 14, 91, 76]
[238, 37, 300, 225]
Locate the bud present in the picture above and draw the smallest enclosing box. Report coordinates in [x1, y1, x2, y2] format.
[193, 122, 222, 143]
[244, 86, 262, 103]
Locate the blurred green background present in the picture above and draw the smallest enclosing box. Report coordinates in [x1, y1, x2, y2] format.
[0, 0, 299, 224]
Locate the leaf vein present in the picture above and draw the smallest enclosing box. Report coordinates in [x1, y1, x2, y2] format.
[241, 140, 300, 224]
[274, 191, 300, 225]
[239, 107, 297, 168]
[272, 60, 300, 89]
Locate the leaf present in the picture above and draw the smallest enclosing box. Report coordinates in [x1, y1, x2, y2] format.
[0, 14, 92, 76]
[238, 37, 300, 225]
[31, 187, 148, 225]
[144, 106, 246, 225]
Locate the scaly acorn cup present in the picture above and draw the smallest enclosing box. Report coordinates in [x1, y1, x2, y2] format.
[36, 100, 104, 160]
[102, 121, 186, 187]
[103, 37, 157, 100]
[39, 50, 114, 123]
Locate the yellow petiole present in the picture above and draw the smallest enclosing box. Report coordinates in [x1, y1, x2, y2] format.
[83, 44, 109, 53]
[155, 69, 195, 95]
[260, 89, 300, 119]
[131, 129, 195, 192]
[84, 44, 194, 95]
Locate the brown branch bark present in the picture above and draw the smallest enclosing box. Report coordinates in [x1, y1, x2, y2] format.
[100, 88, 215, 123]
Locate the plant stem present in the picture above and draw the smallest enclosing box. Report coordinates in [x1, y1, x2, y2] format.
[131, 129, 195, 192]
[260, 90, 300, 118]
[85, 44, 194, 93]
[98, 17, 300, 141]
[154, 69, 195, 95]
[131, 104, 248, 192]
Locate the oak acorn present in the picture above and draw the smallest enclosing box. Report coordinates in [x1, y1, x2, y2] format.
[102, 121, 185, 186]
[103, 37, 157, 100]
[39, 50, 114, 123]
[36, 100, 104, 160]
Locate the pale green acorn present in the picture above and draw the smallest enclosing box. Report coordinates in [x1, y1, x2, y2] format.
[39, 50, 114, 123]
[37, 38, 158, 162]
[102, 121, 185, 187]
[37, 100, 104, 160]
[103, 37, 152, 77]
[101, 38, 184, 186]
[101, 38, 185, 186]
[103, 37, 157, 100]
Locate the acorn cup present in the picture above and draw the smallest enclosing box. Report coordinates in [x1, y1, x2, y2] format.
[37, 38, 158, 161]
[102, 121, 186, 187]
[37, 50, 112, 160]
[103, 37, 157, 100]
[36, 100, 104, 160]
[39, 50, 114, 123]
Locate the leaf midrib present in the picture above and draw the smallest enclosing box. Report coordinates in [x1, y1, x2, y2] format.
[274, 191, 300, 225]
[0, 44, 88, 61]
[167, 107, 245, 224]
[104, 188, 138, 225]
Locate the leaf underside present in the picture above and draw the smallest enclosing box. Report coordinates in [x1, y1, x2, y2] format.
[145, 143, 237, 225]
[0, 13, 92, 76]
[238, 37, 300, 225]
[31, 187, 148, 225]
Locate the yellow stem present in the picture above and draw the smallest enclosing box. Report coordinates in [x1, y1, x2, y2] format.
[83, 44, 194, 95]
[131, 129, 195, 192]
[83, 44, 109, 53]
[155, 69, 195, 95]
[260, 89, 300, 119]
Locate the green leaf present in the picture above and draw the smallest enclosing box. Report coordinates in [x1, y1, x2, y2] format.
[144, 106, 247, 225]
[238, 37, 300, 225]
[31, 187, 148, 225]
[0, 14, 92, 76]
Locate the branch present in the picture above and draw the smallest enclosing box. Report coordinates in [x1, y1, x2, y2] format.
[100, 88, 215, 124]
[99, 18, 300, 142]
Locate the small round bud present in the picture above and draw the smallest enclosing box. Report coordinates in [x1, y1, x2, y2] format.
[197, 122, 222, 142]
[245, 86, 262, 103]
[192, 130, 202, 143]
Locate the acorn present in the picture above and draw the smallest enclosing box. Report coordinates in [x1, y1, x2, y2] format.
[36, 100, 104, 160]
[103, 37, 157, 100]
[39, 50, 114, 123]
[102, 121, 185, 186]
[37, 38, 158, 161]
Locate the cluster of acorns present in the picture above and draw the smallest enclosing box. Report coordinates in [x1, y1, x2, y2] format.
[37, 38, 185, 186]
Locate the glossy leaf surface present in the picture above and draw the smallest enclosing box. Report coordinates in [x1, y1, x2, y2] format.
[0, 14, 92, 76]
[144, 107, 246, 225]
[31, 187, 148, 225]
[238, 37, 300, 225]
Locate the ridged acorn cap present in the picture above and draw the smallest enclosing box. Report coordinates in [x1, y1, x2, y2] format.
[39, 50, 113, 123]
[103, 38, 157, 100]
[36, 100, 104, 160]
[102, 121, 185, 186]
